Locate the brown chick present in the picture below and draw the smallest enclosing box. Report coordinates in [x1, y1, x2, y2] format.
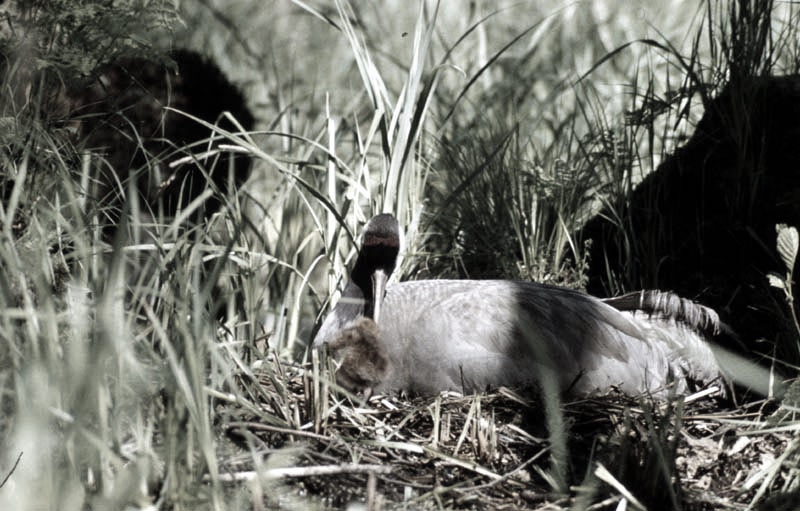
[327, 317, 390, 398]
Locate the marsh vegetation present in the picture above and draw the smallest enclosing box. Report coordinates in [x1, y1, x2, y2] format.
[1, 0, 799, 509]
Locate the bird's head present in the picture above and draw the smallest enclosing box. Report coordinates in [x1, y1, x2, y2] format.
[351, 213, 400, 322]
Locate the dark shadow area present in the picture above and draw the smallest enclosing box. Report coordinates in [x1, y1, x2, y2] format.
[581, 75, 800, 363]
[67, 48, 255, 228]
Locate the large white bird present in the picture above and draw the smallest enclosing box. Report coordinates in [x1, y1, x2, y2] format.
[313, 214, 728, 398]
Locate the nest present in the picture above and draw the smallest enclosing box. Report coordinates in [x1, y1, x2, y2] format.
[212, 354, 798, 510]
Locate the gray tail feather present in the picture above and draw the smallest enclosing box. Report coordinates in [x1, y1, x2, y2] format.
[605, 290, 736, 395]
[602, 290, 737, 340]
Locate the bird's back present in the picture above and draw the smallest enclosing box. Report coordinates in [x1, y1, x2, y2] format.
[370, 281, 723, 397]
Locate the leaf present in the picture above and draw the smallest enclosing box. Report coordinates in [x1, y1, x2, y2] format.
[767, 272, 785, 290]
[776, 224, 799, 273]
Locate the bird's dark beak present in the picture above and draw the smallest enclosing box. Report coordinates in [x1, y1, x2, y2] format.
[371, 268, 388, 323]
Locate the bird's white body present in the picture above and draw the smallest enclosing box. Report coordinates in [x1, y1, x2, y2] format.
[314, 279, 722, 397]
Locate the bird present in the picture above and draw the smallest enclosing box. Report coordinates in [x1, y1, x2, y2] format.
[313, 213, 728, 398]
[326, 316, 388, 398]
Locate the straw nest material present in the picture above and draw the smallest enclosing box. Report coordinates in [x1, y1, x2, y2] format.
[213, 352, 798, 510]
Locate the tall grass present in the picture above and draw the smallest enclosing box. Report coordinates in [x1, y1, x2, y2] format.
[1, 0, 442, 507]
[2, 0, 800, 509]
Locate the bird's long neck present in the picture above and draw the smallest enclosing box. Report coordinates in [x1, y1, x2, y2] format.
[349, 232, 399, 320]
